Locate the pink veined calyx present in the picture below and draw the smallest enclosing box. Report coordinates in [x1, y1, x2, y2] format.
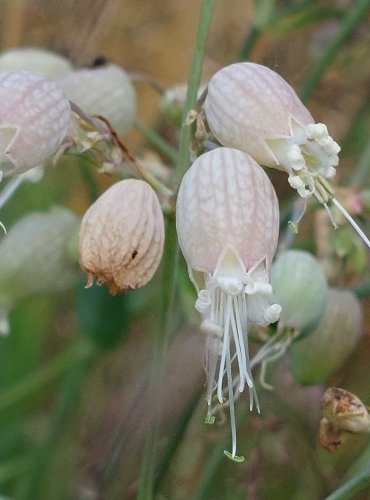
[203, 62, 370, 248]
[176, 147, 281, 461]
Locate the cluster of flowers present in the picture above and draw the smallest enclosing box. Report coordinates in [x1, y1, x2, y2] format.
[0, 48, 367, 460]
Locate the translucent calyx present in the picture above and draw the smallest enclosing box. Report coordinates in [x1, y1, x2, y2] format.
[195, 246, 280, 460]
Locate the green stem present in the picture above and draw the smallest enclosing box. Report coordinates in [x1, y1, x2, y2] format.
[326, 469, 370, 500]
[175, 0, 218, 182]
[138, 2, 217, 497]
[0, 339, 94, 413]
[238, 24, 261, 60]
[153, 382, 204, 493]
[137, 220, 179, 500]
[300, 0, 370, 102]
[134, 118, 178, 165]
[18, 345, 93, 500]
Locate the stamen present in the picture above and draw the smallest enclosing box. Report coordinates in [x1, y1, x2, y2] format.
[332, 197, 370, 248]
[217, 294, 232, 403]
[223, 341, 245, 463]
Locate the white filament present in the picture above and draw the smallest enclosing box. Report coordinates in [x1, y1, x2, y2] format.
[332, 197, 370, 248]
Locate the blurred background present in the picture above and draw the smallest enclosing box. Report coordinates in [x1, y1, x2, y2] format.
[0, 1, 370, 499]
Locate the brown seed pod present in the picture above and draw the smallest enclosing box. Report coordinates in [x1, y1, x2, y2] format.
[79, 179, 165, 295]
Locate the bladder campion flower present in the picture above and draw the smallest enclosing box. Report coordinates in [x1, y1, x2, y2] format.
[203, 62, 370, 246]
[271, 250, 328, 333]
[289, 289, 362, 385]
[79, 179, 165, 295]
[0, 70, 71, 177]
[0, 47, 73, 78]
[176, 147, 281, 461]
[58, 64, 136, 136]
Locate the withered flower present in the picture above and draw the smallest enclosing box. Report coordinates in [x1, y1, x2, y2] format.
[79, 179, 165, 295]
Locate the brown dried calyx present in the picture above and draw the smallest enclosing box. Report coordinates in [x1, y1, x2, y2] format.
[79, 179, 165, 295]
[319, 387, 370, 453]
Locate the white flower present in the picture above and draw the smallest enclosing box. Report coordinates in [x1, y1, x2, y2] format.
[0, 47, 73, 78]
[204, 62, 340, 203]
[0, 70, 71, 177]
[176, 147, 281, 460]
[58, 64, 136, 136]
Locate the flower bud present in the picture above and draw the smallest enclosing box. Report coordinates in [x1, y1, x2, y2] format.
[79, 179, 164, 295]
[0, 70, 71, 176]
[271, 250, 328, 332]
[176, 147, 280, 460]
[204, 62, 340, 201]
[289, 289, 362, 385]
[0, 47, 73, 78]
[161, 83, 206, 126]
[58, 64, 136, 136]
[0, 207, 80, 309]
[321, 387, 370, 434]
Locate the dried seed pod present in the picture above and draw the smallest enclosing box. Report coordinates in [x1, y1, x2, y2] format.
[0, 207, 80, 309]
[289, 289, 362, 385]
[319, 418, 346, 453]
[0, 70, 71, 176]
[271, 250, 328, 332]
[79, 179, 164, 295]
[58, 64, 136, 136]
[321, 387, 370, 434]
[0, 47, 73, 78]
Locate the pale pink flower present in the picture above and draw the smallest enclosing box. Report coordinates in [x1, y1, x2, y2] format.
[204, 62, 340, 200]
[176, 147, 281, 460]
[204, 62, 370, 248]
[0, 70, 71, 177]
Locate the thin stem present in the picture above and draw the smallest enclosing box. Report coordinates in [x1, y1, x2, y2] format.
[175, 0, 218, 182]
[137, 2, 217, 496]
[134, 118, 178, 165]
[137, 220, 180, 500]
[300, 0, 370, 102]
[18, 346, 93, 500]
[238, 24, 261, 60]
[0, 339, 94, 413]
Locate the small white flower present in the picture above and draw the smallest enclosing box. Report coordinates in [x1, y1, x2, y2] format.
[176, 147, 281, 460]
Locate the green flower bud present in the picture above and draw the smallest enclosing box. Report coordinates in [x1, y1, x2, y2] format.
[0, 47, 73, 78]
[0, 207, 80, 309]
[271, 250, 328, 332]
[289, 289, 362, 385]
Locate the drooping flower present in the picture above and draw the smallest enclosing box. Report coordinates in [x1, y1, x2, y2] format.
[203, 62, 370, 247]
[79, 179, 165, 295]
[58, 64, 136, 136]
[176, 147, 281, 460]
[0, 70, 71, 177]
[203, 62, 339, 202]
[0, 206, 80, 334]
